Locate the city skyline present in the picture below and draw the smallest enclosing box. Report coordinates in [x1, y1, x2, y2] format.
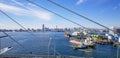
[0, 0, 120, 29]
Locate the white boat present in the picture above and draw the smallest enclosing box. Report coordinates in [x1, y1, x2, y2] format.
[0, 47, 13, 55]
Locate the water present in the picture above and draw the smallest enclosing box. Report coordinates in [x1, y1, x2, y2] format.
[0, 32, 120, 58]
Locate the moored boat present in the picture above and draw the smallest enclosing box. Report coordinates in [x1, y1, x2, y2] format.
[65, 31, 95, 50]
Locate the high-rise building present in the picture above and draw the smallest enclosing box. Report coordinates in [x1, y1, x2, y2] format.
[42, 24, 45, 32]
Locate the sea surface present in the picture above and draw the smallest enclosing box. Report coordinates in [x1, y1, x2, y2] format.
[0, 32, 120, 58]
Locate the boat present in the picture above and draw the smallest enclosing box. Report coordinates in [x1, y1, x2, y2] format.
[0, 47, 13, 55]
[65, 31, 95, 50]
[70, 37, 95, 49]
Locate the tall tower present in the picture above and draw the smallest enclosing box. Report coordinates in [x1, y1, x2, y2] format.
[42, 24, 45, 32]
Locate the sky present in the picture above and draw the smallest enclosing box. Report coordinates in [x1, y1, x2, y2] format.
[0, 0, 120, 29]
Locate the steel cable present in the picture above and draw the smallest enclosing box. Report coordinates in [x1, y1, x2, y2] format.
[48, 0, 113, 31]
[26, 0, 88, 30]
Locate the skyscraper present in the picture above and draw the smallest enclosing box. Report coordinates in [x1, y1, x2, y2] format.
[42, 24, 45, 32]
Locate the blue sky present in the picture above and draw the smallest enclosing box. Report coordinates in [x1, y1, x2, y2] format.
[0, 0, 120, 29]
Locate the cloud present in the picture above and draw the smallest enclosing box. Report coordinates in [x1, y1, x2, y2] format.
[0, 3, 27, 14]
[28, 3, 37, 7]
[113, 3, 120, 10]
[11, 0, 24, 6]
[11, 0, 37, 8]
[76, 0, 85, 5]
[31, 10, 53, 20]
[0, 2, 53, 21]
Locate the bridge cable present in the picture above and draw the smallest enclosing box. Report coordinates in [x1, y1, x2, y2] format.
[48, 0, 113, 31]
[26, 0, 88, 30]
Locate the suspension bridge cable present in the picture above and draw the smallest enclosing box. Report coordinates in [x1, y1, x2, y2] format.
[26, 1, 119, 57]
[0, 10, 26, 30]
[0, 4, 61, 55]
[1, 31, 32, 53]
[49, 38, 61, 56]
[0, 8, 60, 55]
[47, 1, 120, 58]
[0, 35, 8, 38]
[0, 10, 35, 53]
[26, 0, 88, 30]
[0, 9, 39, 37]
[0, 6, 49, 42]
[48, 37, 51, 58]
[53, 38, 56, 57]
[2, 31, 25, 48]
[117, 46, 119, 58]
[48, 0, 113, 31]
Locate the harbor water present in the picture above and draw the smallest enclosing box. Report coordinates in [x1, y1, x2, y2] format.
[0, 32, 120, 58]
